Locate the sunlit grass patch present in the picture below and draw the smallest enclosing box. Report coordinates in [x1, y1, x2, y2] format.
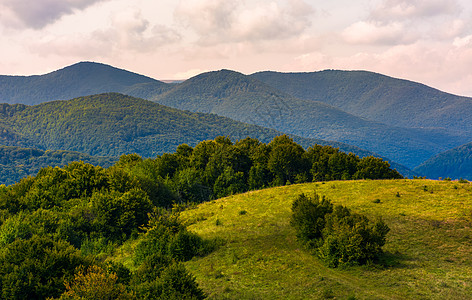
[181, 179, 472, 299]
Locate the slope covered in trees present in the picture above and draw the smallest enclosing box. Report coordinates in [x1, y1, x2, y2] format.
[0, 146, 116, 185]
[414, 142, 472, 180]
[0, 93, 413, 178]
[251, 70, 472, 135]
[0, 62, 170, 105]
[152, 69, 465, 168]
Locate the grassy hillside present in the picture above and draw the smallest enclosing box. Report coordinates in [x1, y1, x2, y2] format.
[180, 179, 472, 299]
[0, 61, 170, 105]
[153, 70, 465, 168]
[414, 142, 472, 180]
[251, 70, 472, 135]
[0, 145, 116, 185]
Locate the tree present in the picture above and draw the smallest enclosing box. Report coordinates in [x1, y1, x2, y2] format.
[58, 265, 135, 300]
[0, 235, 89, 299]
[268, 135, 309, 185]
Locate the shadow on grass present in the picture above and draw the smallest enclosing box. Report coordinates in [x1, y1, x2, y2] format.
[374, 250, 413, 270]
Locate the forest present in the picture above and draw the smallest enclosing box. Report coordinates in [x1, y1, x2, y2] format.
[0, 136, 401, 299]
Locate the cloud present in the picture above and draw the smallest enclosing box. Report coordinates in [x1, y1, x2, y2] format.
[371, 0, 461, 21]
[175, 0, 314, 45]
[342, 21, 417, 45]
[0, 0, 109, 29]
[98, 9, 182, 52]
[30, 7, 181, 59]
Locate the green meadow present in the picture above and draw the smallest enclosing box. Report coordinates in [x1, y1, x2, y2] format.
[180, 179, 472, 299]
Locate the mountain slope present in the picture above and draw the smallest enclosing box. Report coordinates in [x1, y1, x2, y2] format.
[0, 62, 170, 105]
[0, 146, 116, 185]
[152, 70, 465, 168]
[0, 93, 411, 175]
[251, 70, 472, 135]
[413, 142, 472, 180]
[179, 180, 472, 299]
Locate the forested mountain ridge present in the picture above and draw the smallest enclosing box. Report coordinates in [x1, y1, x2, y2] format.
[0, 93, 415, 177]
[0, 61, 170, 105]
[0, 145, 116, 185]
[251, 70, 472, 135]
[413, 141, 472, 180]
[1, 62, 469, 171]
[151, 69, 465, 168]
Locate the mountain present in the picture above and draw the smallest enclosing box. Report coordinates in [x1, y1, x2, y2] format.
[0, 61, 170, 105]
[1, 62, 465, 171]
[0, 92, 414, 176]
[413, 142, 472, 180]
[151, 69, 465, 168]
[251, 70, 472, 135]
[0, 145, 116, 185]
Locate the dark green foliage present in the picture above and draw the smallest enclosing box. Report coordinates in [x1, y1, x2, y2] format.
[133, 262, 205, 300]
[291, 192, 390, 267]
[134, 210, 208, 264]
[318, 206, 390, 267]
[0, 145, 115, 185]
[290, 193, 333, 244]
[353, 156, 403, 180]
[0, 235, 90, 299]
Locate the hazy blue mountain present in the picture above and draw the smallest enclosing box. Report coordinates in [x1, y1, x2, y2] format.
[413, 142, 472, 180]
[0, 61, 170, 105]
[152, 69, 465, 168]
[251, 70, 472, 135]
[0, 145, 116, 185]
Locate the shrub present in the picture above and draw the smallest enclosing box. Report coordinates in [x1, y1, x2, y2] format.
[290, 192, 333, 245]
[291, 192, 390, 267]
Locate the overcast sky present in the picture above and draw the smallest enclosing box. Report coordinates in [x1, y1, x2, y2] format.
[1, 0, 472, 96]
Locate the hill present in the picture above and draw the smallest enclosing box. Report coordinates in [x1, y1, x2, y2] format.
[0, 93, 414, 177]
[178, 179, 472, 299]
[414, 142, 472, 180]
[251, 70, 472, 136]
[0, 61, 170, 105]
[0, 146, 116, 185]
[152, 69, 465, 168]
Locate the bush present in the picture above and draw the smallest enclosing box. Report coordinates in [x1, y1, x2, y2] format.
[290, 193, 333, 245]
[291, 192, 390, 267]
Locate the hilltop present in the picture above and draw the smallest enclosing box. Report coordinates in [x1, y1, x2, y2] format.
[0, 62, 169, 105]
[178, 179, 472, 299]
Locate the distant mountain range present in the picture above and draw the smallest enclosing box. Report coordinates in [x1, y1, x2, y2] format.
[2, 61, 471, 178]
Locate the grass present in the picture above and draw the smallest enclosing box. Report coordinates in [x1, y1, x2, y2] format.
[180, 179, 472, 299]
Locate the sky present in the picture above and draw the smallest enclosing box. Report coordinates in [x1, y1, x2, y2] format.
[1, 0, 472, 96]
